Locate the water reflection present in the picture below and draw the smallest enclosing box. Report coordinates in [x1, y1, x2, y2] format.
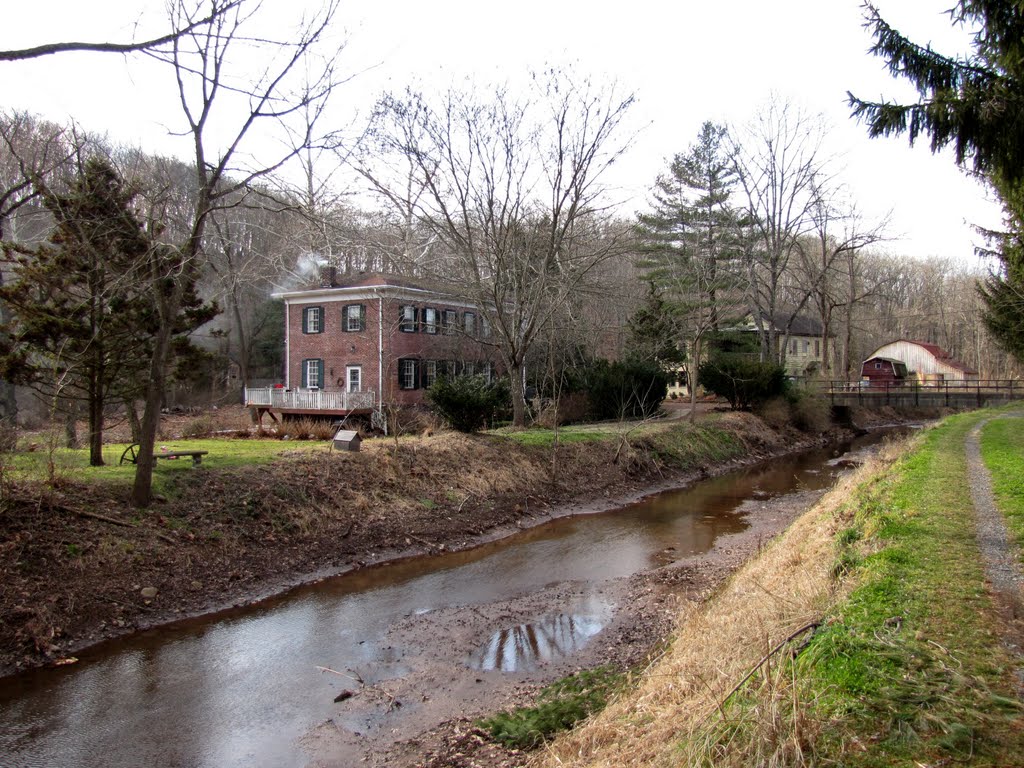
[468, 596, 612, 672]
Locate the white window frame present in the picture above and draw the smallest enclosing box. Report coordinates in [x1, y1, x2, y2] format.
[422, 307, 438, 335]
[346, 365, 362, 393]
[399, 305, 417, 333]
[305, 306, 322, 334]
[306, 359, 321, 389]
[399, 359, 418, 390]
[423, 360, 437, 388]
[344, 304, 363, 332]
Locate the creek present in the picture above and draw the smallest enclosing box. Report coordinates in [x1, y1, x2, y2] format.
[0, 430, 901, 767]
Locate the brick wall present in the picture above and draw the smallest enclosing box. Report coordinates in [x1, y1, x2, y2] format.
[286, 293, 499, 407]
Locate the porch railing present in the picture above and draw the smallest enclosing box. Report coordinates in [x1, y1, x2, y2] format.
[244, 387, 376, 412]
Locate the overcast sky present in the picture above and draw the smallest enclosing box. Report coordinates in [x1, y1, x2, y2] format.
[1, 0, 1003, 263]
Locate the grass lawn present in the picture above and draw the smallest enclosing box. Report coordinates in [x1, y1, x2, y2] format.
[2, 437, 329, 492]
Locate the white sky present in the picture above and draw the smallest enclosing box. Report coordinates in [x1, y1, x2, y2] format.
[0, 0, 1003, 263]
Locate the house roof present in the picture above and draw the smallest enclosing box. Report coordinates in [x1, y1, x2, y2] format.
[735, 311, 826, 337]
[273, 271, 474, 303]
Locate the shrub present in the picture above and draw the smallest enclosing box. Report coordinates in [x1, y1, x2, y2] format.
[181, 415, 215, 439]
[788, 387, 831, 433]
[535, 392, 591, 427]
[698, 356, 787, 410]
[427, 375, 510, 432]
[478, 666, 623, 749]
[583, 359, 669, 421]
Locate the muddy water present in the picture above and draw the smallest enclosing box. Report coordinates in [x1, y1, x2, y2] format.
[0, 433, 895, 768]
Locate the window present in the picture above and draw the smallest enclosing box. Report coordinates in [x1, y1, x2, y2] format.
[442, 309, 458, 335]
[463, 360, 476, 376]
[481, 361, 493, 383]
[422, 307, 439, 334]
[398, 358, 419, 390]
[790, 338, 797, 355]
[422, 360, 438, 389]
[399, 305, 418, 332]
[346, 365, 362, 393]
[814, 339, 820, 356]
[302, 358, 323, 389]
[463, 311, 476, 335]
[302, 306, 323, 334]
[875, 361, 882, 370]
[343, 304, 365, 332]
[803, 340, 810, 354]
[480, 315, 491, 338]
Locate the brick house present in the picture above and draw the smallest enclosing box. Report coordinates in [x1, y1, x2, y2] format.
[245, 271, 500, 424]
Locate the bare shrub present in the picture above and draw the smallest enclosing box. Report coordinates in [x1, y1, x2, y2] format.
[790, 392, 831, 433]
[756, 397, 791, 430]
[535, 392, 590, 428]
[181, 415, 215, 439]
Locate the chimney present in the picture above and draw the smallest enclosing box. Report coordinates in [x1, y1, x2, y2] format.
[319, 264, 337, 288]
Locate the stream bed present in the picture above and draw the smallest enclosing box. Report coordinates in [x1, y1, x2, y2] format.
[0, 430, 902, 767]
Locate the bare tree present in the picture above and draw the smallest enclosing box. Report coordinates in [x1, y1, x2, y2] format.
[733, 98, 830, 363]
[125, 0, 346, 506]
[363, 71, 636, 426]
[793, 183, 888, 377]
[0, 1, 242, 61]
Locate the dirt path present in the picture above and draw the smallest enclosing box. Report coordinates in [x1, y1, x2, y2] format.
[966, 415, 1024, 693]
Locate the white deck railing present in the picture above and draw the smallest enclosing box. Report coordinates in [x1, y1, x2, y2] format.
[244, 387, 376, 411]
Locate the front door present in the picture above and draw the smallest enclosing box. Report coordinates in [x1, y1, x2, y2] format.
[346, 365, 362, 393]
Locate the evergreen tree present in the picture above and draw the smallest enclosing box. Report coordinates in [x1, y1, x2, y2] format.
[625, 284, 685, 367]
[0, 157, 154, 465]
[849, 2, 1024, 361]
[636, 121, 742, 414]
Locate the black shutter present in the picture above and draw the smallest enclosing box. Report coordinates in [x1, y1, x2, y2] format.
[301, 308, 309, 334]
[301, 359, 309, 388]
[317, 359, 325, 387]
[358, 304, 366, 331]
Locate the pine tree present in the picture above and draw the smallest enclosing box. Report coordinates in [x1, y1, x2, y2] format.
[0, 157, 154, 465]
[635, 121, 742, 413]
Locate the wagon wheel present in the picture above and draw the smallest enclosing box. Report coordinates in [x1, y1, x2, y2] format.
[119, 443, 140, 465]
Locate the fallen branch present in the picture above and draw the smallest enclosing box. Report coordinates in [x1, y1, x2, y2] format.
[714, 621, 821, 715]
[55, 504, 176, 545]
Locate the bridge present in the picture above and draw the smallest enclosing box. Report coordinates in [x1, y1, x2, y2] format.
[815, 380, 1023, 409]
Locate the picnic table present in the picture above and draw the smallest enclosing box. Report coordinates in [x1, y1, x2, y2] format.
[119, 444, 209, 467]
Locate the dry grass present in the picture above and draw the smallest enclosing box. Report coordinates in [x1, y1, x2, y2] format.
[534, 441, 911, 768]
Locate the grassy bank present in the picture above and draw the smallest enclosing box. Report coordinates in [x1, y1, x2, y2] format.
[538, 410, 1024, 767]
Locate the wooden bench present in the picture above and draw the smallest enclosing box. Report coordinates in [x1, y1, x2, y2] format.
[119, 444, 209, 467]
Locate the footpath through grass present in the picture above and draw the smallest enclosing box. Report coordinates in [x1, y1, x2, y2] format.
[538, 409, 1024, 767]
[980, 411, 1024, 560]
[800, 410, 1023, 767]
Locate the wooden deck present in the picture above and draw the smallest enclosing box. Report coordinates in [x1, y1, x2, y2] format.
[244, 387, 376, 424]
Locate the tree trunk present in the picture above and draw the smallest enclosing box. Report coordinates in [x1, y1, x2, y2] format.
[63, 399, 78, 449]
[131, 320, 172, 507]
[88, 391, 104, 466]
[126, 399, 142, 443]
[508, 357, 527, 428]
